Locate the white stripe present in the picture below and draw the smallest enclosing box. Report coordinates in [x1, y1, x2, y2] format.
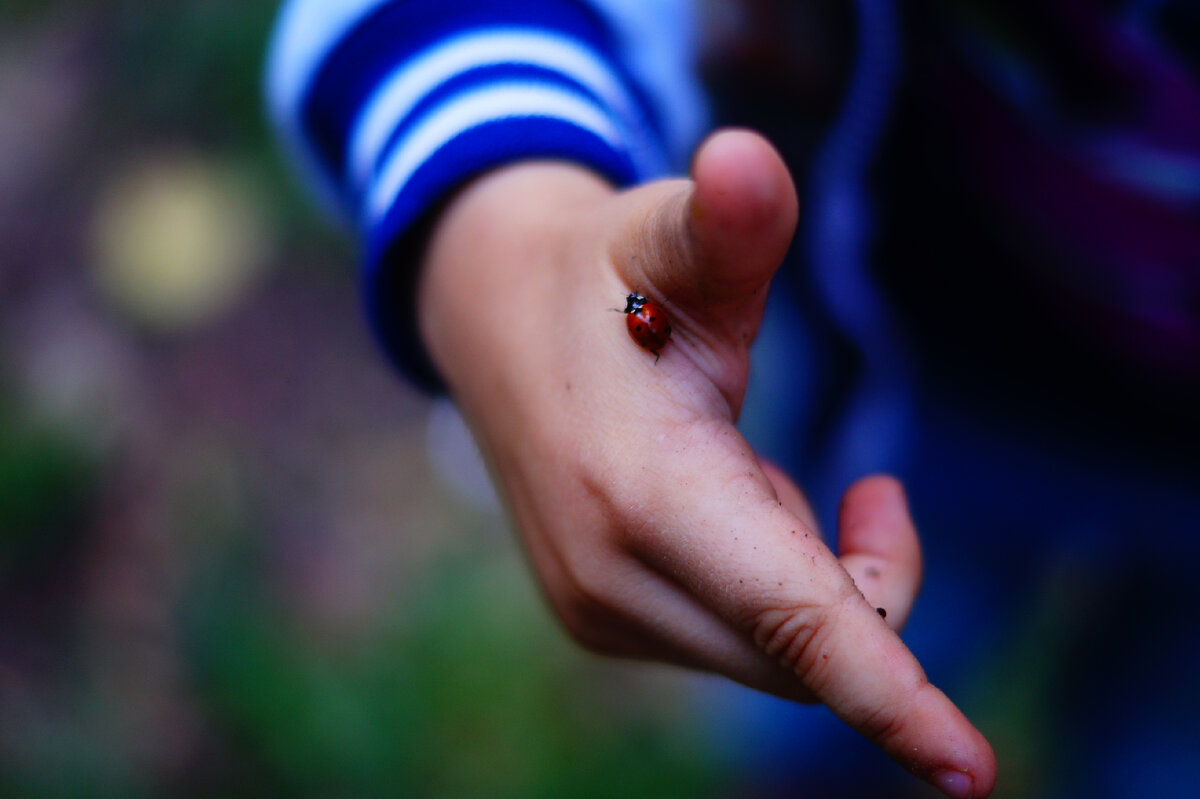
[264, 0, 395, 223]
[349, 28, 652, 191]
[265, 0, 392, 123]
[364, 82, 625, 226]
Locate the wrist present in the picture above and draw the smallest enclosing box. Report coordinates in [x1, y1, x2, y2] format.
[416, 162, 616, 395]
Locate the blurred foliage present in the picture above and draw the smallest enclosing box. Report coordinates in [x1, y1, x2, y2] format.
[0, 398, 96, 577]
[101, 2, 279, 142]
[187, 543, 723, 799]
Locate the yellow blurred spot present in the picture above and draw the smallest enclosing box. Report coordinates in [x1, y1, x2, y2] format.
[90, 154, 274, 332]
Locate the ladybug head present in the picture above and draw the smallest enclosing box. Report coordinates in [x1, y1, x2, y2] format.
[623, 292, 646, 314]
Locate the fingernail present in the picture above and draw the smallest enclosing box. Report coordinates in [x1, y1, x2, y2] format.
[933, 770, 974, 799]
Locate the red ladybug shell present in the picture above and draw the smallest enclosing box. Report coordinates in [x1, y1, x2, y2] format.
[623, 292, 671, 359]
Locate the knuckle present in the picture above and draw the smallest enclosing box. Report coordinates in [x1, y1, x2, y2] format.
[749, 601, 835, 685]
[748, 584, 858, 689]
[552, 560, 627, 655]
[858, 701, 910, 748]
[616, 513, 660, 553]
[557, 600, 615, 654]
[558, 609, 611, 654]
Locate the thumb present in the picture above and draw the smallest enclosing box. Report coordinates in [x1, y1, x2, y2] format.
[681, 128, 799, 304]
[616, 128, 796, 314]
[611, 129, 798, 409]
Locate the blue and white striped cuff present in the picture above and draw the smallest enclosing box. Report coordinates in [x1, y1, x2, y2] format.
[356, 23, 672, 260]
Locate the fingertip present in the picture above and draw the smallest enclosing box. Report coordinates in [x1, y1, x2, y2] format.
[925, 696, 998, 799]
[801, 603, 995, 796]
[839, 475, 919, 559]
[881, 682, 997, 799]
[690, 128, 798, 238]
[972, 731, 999, 797]
[685, 129, 798, 293]
[841, 473, 907, 518]
[932, 727, 997, 799]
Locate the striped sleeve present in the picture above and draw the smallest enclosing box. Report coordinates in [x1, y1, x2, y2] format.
[264, 0, 707, 386]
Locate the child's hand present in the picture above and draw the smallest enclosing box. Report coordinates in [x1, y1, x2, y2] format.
[416, 129, 995, 798]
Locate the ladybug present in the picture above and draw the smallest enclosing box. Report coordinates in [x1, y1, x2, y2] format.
[623, 292, 671, 361]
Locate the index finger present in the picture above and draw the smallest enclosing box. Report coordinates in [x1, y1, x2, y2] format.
[630, 456, 996, 797]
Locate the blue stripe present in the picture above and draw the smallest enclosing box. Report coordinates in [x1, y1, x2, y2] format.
[300, 0, 656, 197]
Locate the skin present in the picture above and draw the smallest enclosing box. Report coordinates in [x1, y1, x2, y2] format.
[416, 128, 996, 798]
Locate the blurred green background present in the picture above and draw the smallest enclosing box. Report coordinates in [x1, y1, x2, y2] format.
[0, 3, 727, 797]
